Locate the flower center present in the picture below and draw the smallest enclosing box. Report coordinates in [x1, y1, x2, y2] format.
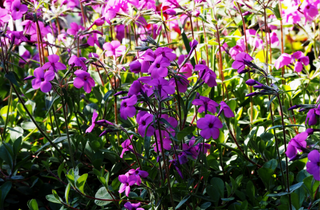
[156, 63, 160, 68]
[208, 123, 213, 128]
[124, 102, 127, 107]
[41, 78, 44, 81]
[142, 121, 146, 126]
[83, 76, 87, 81]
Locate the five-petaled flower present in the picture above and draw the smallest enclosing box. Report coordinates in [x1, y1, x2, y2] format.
[42, 55, 66, 72]
[118, 174, 137, 197]
[120, 95, 137, 119]
[73, 70, 95, 93]
[197, 114, 223, 139]
[32, 67, 55, 93]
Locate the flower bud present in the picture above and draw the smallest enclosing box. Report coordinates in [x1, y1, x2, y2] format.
[129, 60, 141, 73]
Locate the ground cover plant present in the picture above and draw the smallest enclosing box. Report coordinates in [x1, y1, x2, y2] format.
[0, 0, 320, 209]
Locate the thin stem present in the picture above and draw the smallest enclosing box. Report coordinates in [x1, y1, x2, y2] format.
[278, 0, 285, 84]
[62, 97, 76, 168]
[276, 94, 292, 210]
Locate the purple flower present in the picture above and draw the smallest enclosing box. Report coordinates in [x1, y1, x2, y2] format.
[182, 139, 198, 159]
[128, 80, 142, 96]
[129, 60, 141, 73]
[292, 51, 309, 73]
[306, 150, 320, 181]
[120, 139, 133, 158]
[232, 52, 253, 72]
[120, 95, 137, 119]
[73, 70, 95, 93]
[169, 159, 184, 179]
[169, 76, 188, 93]
[147, 78, 175, 99]
[285, 132, 308, 161]
[153, 136, 172, 153]
[194, 64, 217, 87]
[148, 56, 170, 78]
[124, 202, 144, 210]
[68, 55, 87, 70]
[42, 55, 66, 72]
[192, 96, 219, 114]
[178, 152, 188, 164]
[85, 110, 98, 133]
[103, 41, 126, 58]
[19, 50, 31, 65]
[154, 47, 177, 61]
[218, 101, 235, 118]
[118, 174, 137, 197]
[139, 0, 156, 10]
[11, 0, 28, 20]
[115, 24, 125, 41]
[303, 3, 318, 23]
[127, 167, 149, 186]
[306, 109, 318, 125]
[197, 115, 223, 139]
[274, 53, 292, 69]
[137, 111, 154, 137]
[32, 67, 55, 93]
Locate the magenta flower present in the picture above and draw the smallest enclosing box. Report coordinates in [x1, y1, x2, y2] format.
[192, 96, 219, 114]
[10, 0, 28, 20]
[120, 139, 133, 158]
[292, 51, 309, 73]
[246, 29, 264, 49]
[274, 53, 292, 69]
[169, 76, 188, 93]
[197, 115, 223, 139]
[285, 132, 308, 161]
[182, 139, 198, 159]
[305, 108, 319, 126]
[148, 78, 175, 99]
[120, 95, 137, 119]
[115, 24, 125, 41]
[218, 101, 235, 118]
[303, 3, 318, 23]
[32, 67, 55, 93]
[67, 22, 84, 36]
[232, 52, 253, 72]
[127, 167, 149, 185]
[306, 150, 320, 181]
[73, 70, 95, 93]
[42, 55, 66, 72]
[68, 55, 87, 70]
[124, 202, 144, 210]
[85, 110, 98, 133]
[148, 56, 170, 78]
[139, 0, 156, 10]
[229, 45, 244, 59]
[137, 111, 154, 137]
[103, 41, 126, 58]
[118, 174, 137, 197]
[129, 60, 141, 73]
[128, 80, 142, 96]
[270, 32, 279, 47]
[195, 64, 217, 87]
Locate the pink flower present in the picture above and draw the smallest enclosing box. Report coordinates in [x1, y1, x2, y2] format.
[197, 114, 223, 139]
[103, 41, 126, 57]
[73, 70, 95, 93]
[274, 53, 292, 69]
[192, 96, 219, 114]
[68, 55, 87, 70]
[67, 22, 84, 36]
[0, 8, 10, 24]
[303, 3, 319, 22]
[231, 52, 253, 72]
[120, 139, 133, 158]
[124, 202, 144, 210]
[229, 45, 244, 59]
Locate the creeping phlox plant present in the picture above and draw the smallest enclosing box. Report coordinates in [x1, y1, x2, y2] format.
[0, 0, 320, 209]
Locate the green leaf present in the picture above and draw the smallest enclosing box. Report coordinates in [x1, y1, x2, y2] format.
[246, 181, 255, 203]
[8, 126, 23, 141]
[5, 72, 19, 87]
[263, 159, 277, 171]
[27, 199, 39, 210]
[257, 168, 274, 190]
[94, 187, 113, 206]
[210, 177, 224, 198]
[36, 136, 69, 153]
[177, 126, 195, 140]
[65, 183, 71, 204]
[76, 173, 88, 194]
[267, 182, 304, 197]
[46, 194, 61, 204]
[0, 182, 12, 207]
[200, 202, 211, 209]
[175, 195, 191, 209]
